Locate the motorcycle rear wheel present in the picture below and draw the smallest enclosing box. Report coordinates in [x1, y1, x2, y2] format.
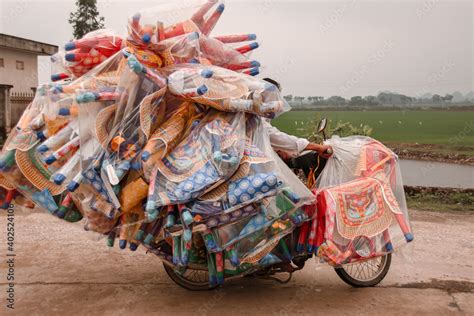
[163, 263, 216, 291]
[334, 254, 391, 287]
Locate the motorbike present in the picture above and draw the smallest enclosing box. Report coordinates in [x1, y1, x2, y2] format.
[148, 118, 392, 290]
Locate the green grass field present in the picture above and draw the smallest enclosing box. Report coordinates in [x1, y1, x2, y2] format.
[272, 110, 474, 149]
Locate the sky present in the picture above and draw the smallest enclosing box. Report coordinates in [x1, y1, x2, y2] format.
[0, 0, 473, 98]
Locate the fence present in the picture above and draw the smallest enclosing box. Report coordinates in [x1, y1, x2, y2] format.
[0, 85, 34, 139]
[10, 91, 34, 126]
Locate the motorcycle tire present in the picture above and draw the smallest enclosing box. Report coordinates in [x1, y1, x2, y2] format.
[334, 253, 391, 287]
[163, 262, 217, 291]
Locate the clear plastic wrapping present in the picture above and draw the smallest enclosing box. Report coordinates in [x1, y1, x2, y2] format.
[51, 29, 123, 82]
[315, 136, 413, 265]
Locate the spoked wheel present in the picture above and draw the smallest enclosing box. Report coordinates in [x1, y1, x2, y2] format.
[163, 263, 216, 291]
[334, 254, 391, 287]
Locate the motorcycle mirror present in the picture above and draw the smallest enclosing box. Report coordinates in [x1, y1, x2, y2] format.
[318, 118, 328, 140]
[317, 118, 327, 133]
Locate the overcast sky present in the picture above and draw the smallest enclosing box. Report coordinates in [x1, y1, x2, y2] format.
[0, 0, 472, 97]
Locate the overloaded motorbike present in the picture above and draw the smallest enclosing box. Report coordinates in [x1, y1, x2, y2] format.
[154, 119, 396, 290]
[0, 1, 413, 292]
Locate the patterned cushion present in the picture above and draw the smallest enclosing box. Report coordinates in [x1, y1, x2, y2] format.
[82, 168, 113, 203]
[238, 213, 269, 237]
[32, 189, 58, 213]
[173, 161, 218, 201]
[227, 172, 281, 206]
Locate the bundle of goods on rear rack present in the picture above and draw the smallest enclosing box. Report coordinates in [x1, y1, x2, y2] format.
[314, 136, 413, 266]
[0, 0, 412, 287]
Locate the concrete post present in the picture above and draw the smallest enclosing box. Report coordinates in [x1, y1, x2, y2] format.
[0, 84, 13, 139]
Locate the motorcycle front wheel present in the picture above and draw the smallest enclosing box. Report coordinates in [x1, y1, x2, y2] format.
[334, 253, 391, 287]
[163, 263, 216, 291]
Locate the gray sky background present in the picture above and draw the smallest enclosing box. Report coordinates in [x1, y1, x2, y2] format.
[0, 0, 473, 98]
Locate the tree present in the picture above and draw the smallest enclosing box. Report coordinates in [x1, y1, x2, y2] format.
[451, 91, 464, 102]
[378, 93, 387, 104]
[377, 92, 412, 106]
[308, 96, 324, 104]
[349, 96, 363, 106]
[326, 96, 346, 106]
[294, 96, 305, 104]
[69, 0, 105, 39]
[432, 94, 442, 103]
[400, 95, 412, 105]
[364, 95, 379, 106]
[444, 94, 453, 102]
[283, 95, 293, 102]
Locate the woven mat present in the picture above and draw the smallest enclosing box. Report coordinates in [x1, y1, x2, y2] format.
[15, 148, 65, 196]
[0, 175, 15, 190]
[139, 87, 167, 139]
[95, 104, 118, 149]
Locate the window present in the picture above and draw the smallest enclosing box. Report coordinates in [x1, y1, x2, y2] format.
[0, 58, 4, 68]
[16, 60, 24, 70]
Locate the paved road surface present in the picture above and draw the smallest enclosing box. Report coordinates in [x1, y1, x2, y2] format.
[1, 208, 473, 315]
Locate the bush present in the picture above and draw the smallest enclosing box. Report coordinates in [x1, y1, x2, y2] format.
[305, 114, 373, 143]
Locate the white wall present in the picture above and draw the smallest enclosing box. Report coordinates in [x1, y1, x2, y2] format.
[0, 48, 38, 93]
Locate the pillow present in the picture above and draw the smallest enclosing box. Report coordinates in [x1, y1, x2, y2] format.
[227, 172, 281, 206]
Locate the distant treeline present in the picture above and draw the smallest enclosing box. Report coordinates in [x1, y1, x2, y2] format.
[289, 105, 474, 111]
[284, 91, 474, 108]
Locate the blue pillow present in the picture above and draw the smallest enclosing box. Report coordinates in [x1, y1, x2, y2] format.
[227, 172, 281, 206]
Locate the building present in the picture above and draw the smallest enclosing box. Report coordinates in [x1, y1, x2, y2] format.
[0, 34, 58, 139]
[0, 33, 58, 92]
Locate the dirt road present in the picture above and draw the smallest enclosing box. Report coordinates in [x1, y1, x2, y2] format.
[1, 208, 473, 315]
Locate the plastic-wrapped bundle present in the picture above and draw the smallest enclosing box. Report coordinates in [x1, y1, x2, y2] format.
[0, 0, 412, 287]
[51, 30, 123, 82]
[124, 0, 260, 74]
[153, 115, 314, 273]
[0, 48, 126, 227]
[162, 63, 289, 118]
[146, 110, 246, 210]
[314, 136, 413, 265]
